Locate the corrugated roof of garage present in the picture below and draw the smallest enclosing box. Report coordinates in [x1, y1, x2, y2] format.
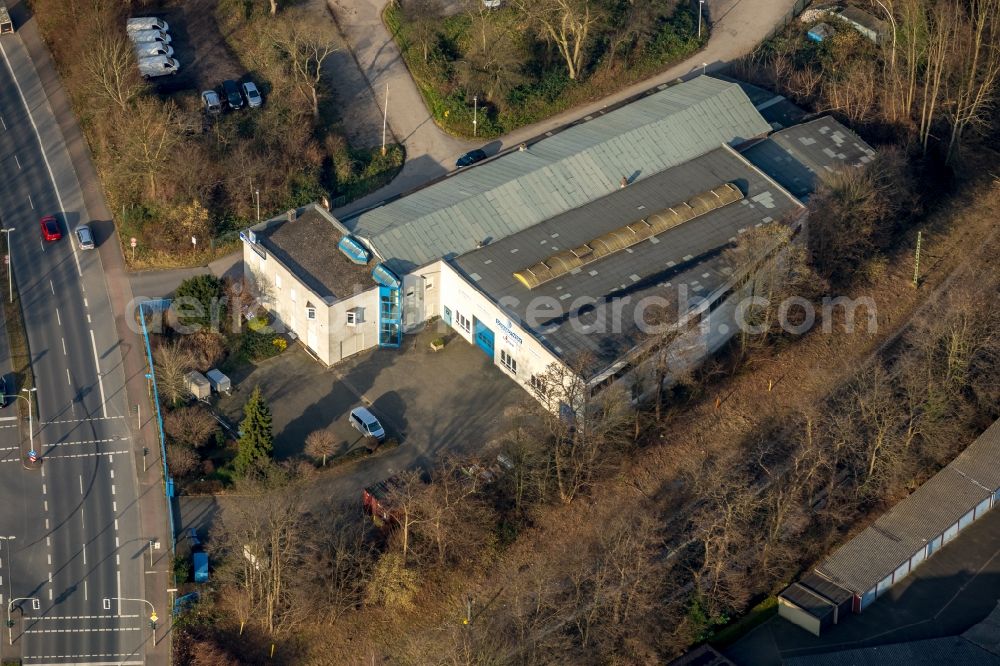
[817, 419, 1000, 594]
[347, 76, 771, 272]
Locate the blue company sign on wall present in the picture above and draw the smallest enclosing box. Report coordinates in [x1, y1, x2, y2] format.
[495, 318, 523, 346]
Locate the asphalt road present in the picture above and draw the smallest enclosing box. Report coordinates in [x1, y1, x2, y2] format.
[0, 32, 146, 665]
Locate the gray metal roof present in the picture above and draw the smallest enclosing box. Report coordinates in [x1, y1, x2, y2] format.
[450, 146, 803, 375]
[349, 76, 771, 272]
[742, 116, 875, 199]
[818, 419, 1000, 594]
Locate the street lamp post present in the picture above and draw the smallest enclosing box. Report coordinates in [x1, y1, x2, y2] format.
[21, 388, 36, 459]
[698, 0, 704, 39]
[0, 228, 13, 304]
[108, 597, 158, 645]
[7, 597, 37, 645]
[473, 95, 478, 137]
[873, 0, 897, 72]
[254, 189, 260, 223]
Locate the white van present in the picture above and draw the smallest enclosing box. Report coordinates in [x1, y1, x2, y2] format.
[349, 407, 386, 442]
[134, 43, 174, 59]
[138, 56, 180, 79]
[126, 17, 169, 33]
[130, 29, 172, 45]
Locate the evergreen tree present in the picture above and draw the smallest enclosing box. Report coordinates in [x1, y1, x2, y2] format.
[234, 387, 273, 476]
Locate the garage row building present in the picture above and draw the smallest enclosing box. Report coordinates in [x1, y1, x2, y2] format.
[778, 418, 1000, 636]
[240, 76, 875, 409]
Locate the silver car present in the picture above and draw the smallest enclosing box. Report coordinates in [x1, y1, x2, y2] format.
[241, 81, 263, 108]
[75, 225, 95, 250]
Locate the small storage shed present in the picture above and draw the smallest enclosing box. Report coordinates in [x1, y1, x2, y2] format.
[205, 369, 231, 394]
[184, 371, 211, 400]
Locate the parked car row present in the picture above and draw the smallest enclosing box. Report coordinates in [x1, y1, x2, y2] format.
[127, 16, 180, 79]
[202, 79, 262, 116]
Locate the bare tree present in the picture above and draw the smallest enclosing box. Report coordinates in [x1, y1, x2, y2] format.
[153, 340, 194, 405]
[272, 11, 338, 118]
[304, 428, 336, 466]
[165, 405, 217, 448]
[167, 444, 199, 478]
[515, 0, 602, 80]
[84, 29, 145, 113]
[945, 0, 1000, 159]
[210, 465, 309, 635]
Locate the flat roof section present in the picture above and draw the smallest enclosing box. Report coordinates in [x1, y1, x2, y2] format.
[254, 207, 373, 303]
[451, 146, 803, 375]
[348, 76, 772, 273]
[743, 116, 875, 199]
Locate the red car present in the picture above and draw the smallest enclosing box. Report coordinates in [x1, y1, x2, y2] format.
[40, 216, 61, 241]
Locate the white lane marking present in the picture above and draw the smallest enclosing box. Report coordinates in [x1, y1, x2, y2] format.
[47, 437, 123, 448]
[115, 554, 119, 566]
[65, 368, 71, 385]
[42, 500, 47, 512]
[115, 536, 119, 548]
[27, 194, 33, 209]
[41, 483, 46, 495]
[79, 474, 83, 494]
[25, 627, 142, 634]
[0, 39, 70, 234]
[0, 115, 5, 129]
[44, 518, 49, 529]
[80, 506, 84, 529]
[113, 519, 119, 532]
[38, 614, 139, 621]
[82, 544, 86, 565]
[0, 449, 130, 462]
[13, 154, 19, 169]
[84, 579, 87, 600]
[86, 314, 91, 323]
[42, 415, 125, 425]
[61, 338, 66, 355]
[116, 569, 121, 616]
[88, 330, 108, 418]
[55, 308, 60, 326]
[49, 279, 54, 295]
[46, 554, 50, 565]
[111, 485, 115, 496]
[48, 588, 52, 600]
[109, 469, 114, 478]
[83, 297, 88, 308]
[45, 536, 49, 546]
[112, 500, 116, 513]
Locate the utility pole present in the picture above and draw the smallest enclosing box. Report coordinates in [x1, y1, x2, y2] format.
[912, 230, 922, 287]
[254, 189, 260, 223]
[381, 82, 389, 156]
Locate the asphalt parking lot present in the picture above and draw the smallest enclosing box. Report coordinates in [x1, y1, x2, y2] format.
[214, 325, 526, 501]
[726, 502, 1000, 664]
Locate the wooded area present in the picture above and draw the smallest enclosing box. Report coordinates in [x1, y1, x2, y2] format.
[33, 0, 402, 265]
[157, 1, 1000, 663]
[388, 0, 705, 136]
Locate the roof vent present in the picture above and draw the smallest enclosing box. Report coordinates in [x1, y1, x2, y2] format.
[512, 182, 743, 290]
[286, 208, 297, 222]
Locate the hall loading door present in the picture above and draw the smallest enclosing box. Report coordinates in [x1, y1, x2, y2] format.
[473, 317, 494, 357]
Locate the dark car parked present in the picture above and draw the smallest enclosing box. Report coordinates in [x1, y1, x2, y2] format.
[456, 149, 487, 168]
[221, 80, 243, 110]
